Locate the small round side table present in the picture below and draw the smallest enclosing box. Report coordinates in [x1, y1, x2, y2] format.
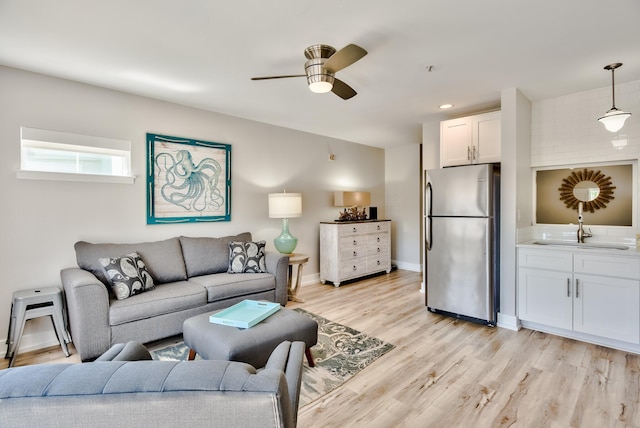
[287, 253, 309, 303]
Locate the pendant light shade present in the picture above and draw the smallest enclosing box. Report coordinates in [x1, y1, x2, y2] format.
[598, 63, 631, 133]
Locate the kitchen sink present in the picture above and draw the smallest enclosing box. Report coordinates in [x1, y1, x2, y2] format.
[531, 240, 629, 250]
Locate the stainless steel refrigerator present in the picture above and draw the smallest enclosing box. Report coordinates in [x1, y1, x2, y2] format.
[425, 163, 500, 326]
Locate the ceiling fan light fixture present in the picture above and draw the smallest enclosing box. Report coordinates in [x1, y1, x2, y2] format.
[305, 57, 334, 93]
[598, 62, 631, 133]
[309, 78, 333, 93]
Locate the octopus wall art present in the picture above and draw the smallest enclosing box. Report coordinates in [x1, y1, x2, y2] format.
[146, 133, 231, 224]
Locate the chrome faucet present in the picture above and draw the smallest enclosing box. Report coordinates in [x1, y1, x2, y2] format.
[577, 202, 592, 243]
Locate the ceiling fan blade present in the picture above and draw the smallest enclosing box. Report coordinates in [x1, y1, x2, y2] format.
[323, 44, 367, 73]
[332, 78, 357, 100]
[251, 74, 306, 80]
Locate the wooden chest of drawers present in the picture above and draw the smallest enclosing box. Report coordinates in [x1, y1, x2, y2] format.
[319, 220, 391, 287]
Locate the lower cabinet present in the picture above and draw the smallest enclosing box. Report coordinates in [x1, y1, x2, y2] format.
[573, 273, 639, 343]
[518, 248, 640, 348]
[518, 267, 573, 330]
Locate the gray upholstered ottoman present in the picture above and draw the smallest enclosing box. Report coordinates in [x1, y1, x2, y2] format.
[183, 307, 317, 368]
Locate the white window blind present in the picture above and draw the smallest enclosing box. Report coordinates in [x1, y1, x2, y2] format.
[18, 127, 135, 184]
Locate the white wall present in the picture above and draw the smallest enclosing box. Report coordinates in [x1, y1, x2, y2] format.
[385, 144, 421, 272]
[0, 66, 389, 353]
[500, 88, 532, 329]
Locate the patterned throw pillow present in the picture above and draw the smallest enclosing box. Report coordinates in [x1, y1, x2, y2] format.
[228, 241, 267, 273]
[98, 252, 155, 300]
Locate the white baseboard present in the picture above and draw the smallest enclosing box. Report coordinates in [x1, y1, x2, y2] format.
[393, 260, 421, 272]
[2, 330, 63, 359]
[497, 313, 521, 331]
[301, 272, 320, 286]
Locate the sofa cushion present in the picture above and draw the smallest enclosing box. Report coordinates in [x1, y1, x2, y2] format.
[109, 281, 206, 326]
[75, 238, 187, 286]
[188, 273, 276, 302]
[179, 233, 252, 277]
[228, 241, 267, 273]
[98, 252, 155, 300]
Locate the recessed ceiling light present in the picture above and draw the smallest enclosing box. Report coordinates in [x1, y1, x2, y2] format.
[439, 104, 453, 109]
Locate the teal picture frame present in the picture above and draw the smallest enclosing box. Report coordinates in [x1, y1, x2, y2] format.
[147, 133, 231, 224]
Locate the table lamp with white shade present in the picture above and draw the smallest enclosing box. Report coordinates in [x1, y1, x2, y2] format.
[268, 192, 302, 254]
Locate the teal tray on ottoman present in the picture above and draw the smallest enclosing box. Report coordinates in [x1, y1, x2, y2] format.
[209, 300, 280, 328]
[183, 306, 318, 368]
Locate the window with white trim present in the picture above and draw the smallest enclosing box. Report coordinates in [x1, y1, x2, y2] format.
[18, 127, 135, 183]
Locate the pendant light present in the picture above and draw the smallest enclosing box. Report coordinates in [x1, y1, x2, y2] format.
[598, 63, 631, 132]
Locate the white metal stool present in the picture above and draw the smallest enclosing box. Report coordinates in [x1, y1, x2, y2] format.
[5, 286, 71, 367]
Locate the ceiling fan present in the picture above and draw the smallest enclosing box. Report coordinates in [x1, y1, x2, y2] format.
[251, 44, 367, 100]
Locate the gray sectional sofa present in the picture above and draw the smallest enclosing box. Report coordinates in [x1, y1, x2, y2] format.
[0, 340, 305, 428]
[61, 233, 289, 361]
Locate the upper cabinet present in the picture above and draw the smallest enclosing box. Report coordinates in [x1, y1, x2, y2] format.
[440, 111, 501, 167]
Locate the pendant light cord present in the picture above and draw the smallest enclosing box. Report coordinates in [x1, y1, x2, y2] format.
[610, 67, 617, 110]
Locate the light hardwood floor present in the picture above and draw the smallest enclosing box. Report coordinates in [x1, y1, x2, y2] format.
[4, 270, 640, 427]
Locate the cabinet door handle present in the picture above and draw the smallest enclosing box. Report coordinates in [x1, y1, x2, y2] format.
[472, 145, 477, 161]
[575, 279, 580, 298]
[467, 146, 471, 161]
[567, 278, 570, 297]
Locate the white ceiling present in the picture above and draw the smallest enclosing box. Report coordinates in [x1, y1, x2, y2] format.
[1, 0, 639, 148]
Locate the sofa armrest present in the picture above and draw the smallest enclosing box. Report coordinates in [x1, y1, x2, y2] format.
[60, 268, 111, 361]
[265, 251, 289, 306]
[264, 340, 305, 426]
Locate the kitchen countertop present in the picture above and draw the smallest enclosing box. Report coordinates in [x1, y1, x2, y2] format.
[517, 239, 640, 256]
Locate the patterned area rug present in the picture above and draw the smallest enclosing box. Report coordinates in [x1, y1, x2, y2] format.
[150, 308, 394, 407]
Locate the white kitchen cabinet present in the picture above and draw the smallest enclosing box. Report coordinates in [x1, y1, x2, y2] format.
[320, 220, 391, 287]
[573, 253, 640, 343]
[518, 267, 573, 330]
[518, 247, 640, 348]
[440, 110, 501, 167]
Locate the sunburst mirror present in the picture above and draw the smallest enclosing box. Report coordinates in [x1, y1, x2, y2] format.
[558, 168, 616, 212]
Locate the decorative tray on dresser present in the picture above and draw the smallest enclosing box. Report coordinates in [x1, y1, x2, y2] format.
[319, 219, 391, 287]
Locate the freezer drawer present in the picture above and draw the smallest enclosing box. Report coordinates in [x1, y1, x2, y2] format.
[426, 216, 493, 321]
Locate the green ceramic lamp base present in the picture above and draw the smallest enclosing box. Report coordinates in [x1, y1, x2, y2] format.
[274, 218, 298, 254]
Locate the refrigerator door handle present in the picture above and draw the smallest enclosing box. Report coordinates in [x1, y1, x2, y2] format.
[425, 182, 433, 251]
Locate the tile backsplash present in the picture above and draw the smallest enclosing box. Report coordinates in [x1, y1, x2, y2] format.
[531, 80, 640, 167]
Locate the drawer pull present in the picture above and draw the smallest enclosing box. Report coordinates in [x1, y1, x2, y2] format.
[352, 265, 357, 271]
[377, 247, 381, 253]
[377, 237, 381, 242]
[377, 225, 381, 230]
[353, 251, 357, 257]
[377, 260, 381, 266]
[353, 240, 357, 246]
[353, 227, 357, 233]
